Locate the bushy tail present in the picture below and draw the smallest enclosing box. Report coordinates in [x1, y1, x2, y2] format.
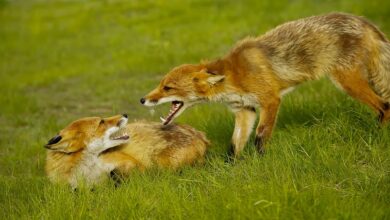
[370, 41, 390, 102]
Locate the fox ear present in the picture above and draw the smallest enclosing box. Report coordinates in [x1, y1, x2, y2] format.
[45, 134, 83, 153]
[46, 135, 62, 146]
[207, 75, 225, 85]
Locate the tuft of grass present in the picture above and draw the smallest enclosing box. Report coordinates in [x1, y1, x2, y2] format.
[1, 0, 390, 219]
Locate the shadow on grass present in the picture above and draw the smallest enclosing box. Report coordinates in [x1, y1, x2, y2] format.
[278, 98, 378, 129]
[275, 78, 379, 132]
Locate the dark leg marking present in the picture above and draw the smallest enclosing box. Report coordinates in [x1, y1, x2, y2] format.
[383, 102, 390, 111]
[378, 111, 384, 123]
[254, 135, 265, 155]
[110, 170, 122, 188]
[228, 143, 236, 157]
[378, 102, 390, 124]
[224, 143, 236, 163]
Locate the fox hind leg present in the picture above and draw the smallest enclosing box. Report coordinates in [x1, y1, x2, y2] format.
[330, 68, 389, 123]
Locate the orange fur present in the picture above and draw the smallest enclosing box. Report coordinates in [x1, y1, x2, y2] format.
[142, 13, 390, 157]
[45, 116, 209, 188]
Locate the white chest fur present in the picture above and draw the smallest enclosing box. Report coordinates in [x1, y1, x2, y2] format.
[69, 151, 115, 189]
[211, 87, 295, 111]
[211, 92, 258, 110]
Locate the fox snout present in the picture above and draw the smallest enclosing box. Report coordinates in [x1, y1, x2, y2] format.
[140, 91, 161, 106]
[140, 97, 158, 106]
[140, 97, 157, 105]
[117, 114, 128, 127]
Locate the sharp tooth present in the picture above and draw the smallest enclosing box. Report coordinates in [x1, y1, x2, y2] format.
[160, 117, 166, 122]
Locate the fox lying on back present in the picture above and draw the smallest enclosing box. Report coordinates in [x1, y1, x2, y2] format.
[141, 13, 390, 157]
[45, 115, 209, 189]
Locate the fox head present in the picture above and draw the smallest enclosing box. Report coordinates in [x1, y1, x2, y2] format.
[140, 62, 227, 125]
[45, 114, 129, 154]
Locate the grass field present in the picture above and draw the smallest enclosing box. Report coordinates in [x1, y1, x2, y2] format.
[1, 0, 390, 219]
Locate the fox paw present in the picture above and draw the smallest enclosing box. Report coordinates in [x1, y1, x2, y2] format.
[109, 170, 123, 188]
[378, 103, 390, 125]
[254, 136, 266, 155]
[225, 144, 241, 163]
[227, 143, 236, 157]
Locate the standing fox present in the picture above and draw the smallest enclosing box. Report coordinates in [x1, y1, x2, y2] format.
[141, 13, 390, 157]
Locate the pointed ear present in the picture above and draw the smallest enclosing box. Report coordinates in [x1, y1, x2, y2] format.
[46, 135, 62, 146]
[207, 75, 225, 85]
[45, 134, 83, 153]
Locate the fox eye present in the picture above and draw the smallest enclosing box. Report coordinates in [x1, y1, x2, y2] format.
[163, 86, 172, 91]
[206, 70, 217, 75]
[100, 119, 105, 125]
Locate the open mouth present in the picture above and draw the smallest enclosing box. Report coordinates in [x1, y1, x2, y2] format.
[109, 127, 129, 141]
[160, 101, 184, 125]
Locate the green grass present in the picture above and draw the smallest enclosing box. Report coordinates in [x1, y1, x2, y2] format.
[1, 0, 390, 219]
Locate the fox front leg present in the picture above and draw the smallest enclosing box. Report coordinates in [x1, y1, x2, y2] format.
[230, 107, 257, 157]
[255, 97, 280, 154]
